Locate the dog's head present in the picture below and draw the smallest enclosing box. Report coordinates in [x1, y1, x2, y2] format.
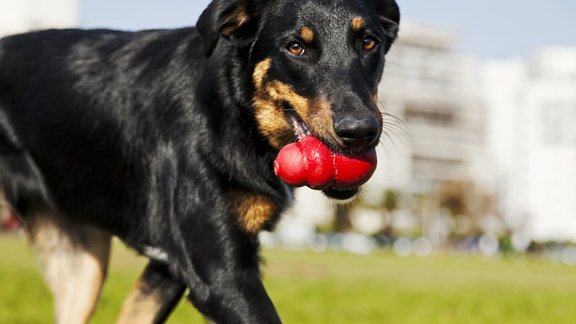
[198, 0, 399, 199]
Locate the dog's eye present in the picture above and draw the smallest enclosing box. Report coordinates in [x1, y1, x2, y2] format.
[287, 42, 305, 56]
[362, 36, 379, 51]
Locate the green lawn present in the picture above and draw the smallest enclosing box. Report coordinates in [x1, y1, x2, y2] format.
[1, 234, 575, 323]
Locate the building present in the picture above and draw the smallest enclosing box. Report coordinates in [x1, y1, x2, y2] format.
[0, 0, 77, 38]
[483, 47, 576, 242]
[376, 22, 486, 196]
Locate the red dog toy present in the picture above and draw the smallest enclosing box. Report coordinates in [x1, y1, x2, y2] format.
[274, 135, 377, 190]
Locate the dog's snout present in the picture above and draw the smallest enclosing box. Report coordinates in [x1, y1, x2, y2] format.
[334, 115, 380, 148]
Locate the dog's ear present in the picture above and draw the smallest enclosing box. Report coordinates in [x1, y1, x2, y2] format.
[197, 0, 266, 57]
[373, 0, 400, 52]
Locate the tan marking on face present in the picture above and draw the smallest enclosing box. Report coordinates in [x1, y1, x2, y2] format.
[252, 59, 338, 148]
[303, 97, 340, 144]
[266, 81, 309, 112]
[222, 5, 250, 36]
[252, 97, 295, 148]
[351, 16, 366, 33]
[253, 58, 272, 91]
[235, 192, 277, 233]
[252, 58, 293, 147]
[259, 81, 314, 147]
[300, 26, 315, 44]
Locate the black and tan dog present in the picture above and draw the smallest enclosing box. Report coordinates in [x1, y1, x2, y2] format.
[0, 0, 399, 322]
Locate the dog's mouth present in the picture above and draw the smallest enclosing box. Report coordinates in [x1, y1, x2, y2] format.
[288, 111, 311, 141]
[274, 110, 377, 201]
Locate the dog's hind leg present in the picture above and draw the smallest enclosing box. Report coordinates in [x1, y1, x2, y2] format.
[27, 214, 112, 324]
[117, 261, 186, 324]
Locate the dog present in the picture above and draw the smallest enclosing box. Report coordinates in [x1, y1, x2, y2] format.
[0, 0, 399, 322]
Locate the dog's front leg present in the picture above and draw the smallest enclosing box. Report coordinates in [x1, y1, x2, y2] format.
[179, 229, 281, 324]
[117, 261, 186, 324]
[190, 268, 280, 324]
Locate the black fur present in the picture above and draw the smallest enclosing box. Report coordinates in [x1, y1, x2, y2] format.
[0, 0, 399, 322]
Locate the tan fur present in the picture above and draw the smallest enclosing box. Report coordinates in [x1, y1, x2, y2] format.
[222, 5, 250, 36]
[253, 58, 272, 92]
[117, 277, 166, 324]
[252, 96, 295, 148]
[255, 80, 310, 148]
[304, 97, 340, 144]
[300, 26, 315, 44]
[252, 59, 294, 148]
[266, 81, 309, 112]
[351, 16, 366, 32]
[234, 192, 278, 233]
[27, 215, 111, 324]
[252, 59, 340, 148]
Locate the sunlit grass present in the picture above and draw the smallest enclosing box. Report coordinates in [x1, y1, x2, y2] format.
[1, 234, 575, 323]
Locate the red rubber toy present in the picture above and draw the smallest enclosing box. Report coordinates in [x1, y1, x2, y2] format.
[273, 135, 377, 190]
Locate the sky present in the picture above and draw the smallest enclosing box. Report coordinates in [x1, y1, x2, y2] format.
[80, 0, 576, 60]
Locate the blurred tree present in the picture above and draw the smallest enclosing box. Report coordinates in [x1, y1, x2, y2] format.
[382, 189, 399, 212]
[438, 180, 501, 241]
[380, 189, 399, 237]
[439, 180, 474, 236]
[439, 181, 468, 216]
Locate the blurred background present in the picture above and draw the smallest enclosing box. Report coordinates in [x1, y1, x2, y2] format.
[1, 0, 575, 323]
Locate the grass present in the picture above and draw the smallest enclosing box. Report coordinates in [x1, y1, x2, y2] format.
[1, 234, 576, 323]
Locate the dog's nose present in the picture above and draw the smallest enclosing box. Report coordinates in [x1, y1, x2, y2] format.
[334, 115, 380, 148]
